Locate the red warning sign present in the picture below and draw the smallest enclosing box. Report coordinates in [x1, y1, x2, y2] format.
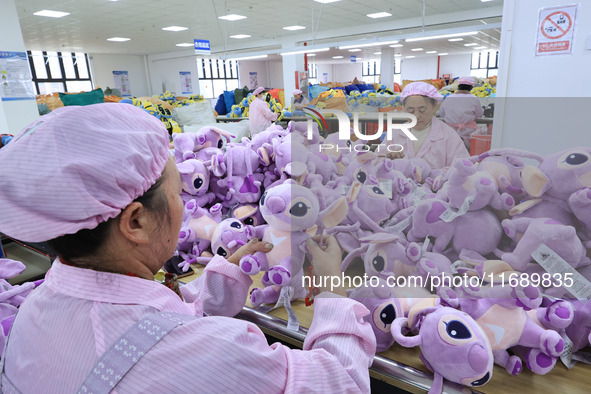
[536, 4, 579, 56]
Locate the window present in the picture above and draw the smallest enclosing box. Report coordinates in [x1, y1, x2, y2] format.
[361, 59, 401, 85]
[470, 50, 498, 79]
[27, 51, 93, 95]
[197, 58, 239, 99]
[308, 63, 318, 85]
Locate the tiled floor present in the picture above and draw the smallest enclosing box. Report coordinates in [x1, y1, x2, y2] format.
[3, 243, 52, 285]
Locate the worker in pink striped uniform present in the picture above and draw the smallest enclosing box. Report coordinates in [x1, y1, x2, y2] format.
[249, 86, 278, 136]
[438, 76, 484, 150]
[0, 104, 375, 393]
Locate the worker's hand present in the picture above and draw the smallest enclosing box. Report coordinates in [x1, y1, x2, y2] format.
[227, 238, 273, 265]
[387, 151, 405, 160]
[306, 235, 347, 296]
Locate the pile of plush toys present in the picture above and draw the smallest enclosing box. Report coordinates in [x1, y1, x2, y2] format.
[171, 119, 591, 392]
[228, 92, 283, 119]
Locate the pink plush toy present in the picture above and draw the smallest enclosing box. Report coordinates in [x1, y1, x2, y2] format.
[400, 199, 503, 257]
[239, 181, 348, 306]
[439, 284, 571, 376]
[231, 204, 265, 227]
[347, 278, 435, 352]
[210, 218, 254, 258]
[391, 304, 494, 394]
[212, 143, 265, 206]
[437, 158, 515, 212]
[177, 159, 216, 206]
[177, 199, 223, 265]
[501, 217, 591, 271]
[343, 181, 398, 232]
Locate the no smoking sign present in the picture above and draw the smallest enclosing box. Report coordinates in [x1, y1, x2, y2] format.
[536, 4, 579, 56]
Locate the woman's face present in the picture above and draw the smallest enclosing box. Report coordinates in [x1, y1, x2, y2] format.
[403, 95, 436, 130]
[153, 158, 184, 268]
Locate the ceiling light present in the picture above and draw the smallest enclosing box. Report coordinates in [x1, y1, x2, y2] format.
[229, 54, 268, 61]
[33, 10, 70, 18]
[464, 43, 478, 46]
[280, 47, 330, 56]
[448, 38, 464, 42]
[107, 37, 130, 42]
[283, 25, 306, 31]
[307, 53, 316, 56]
[339, 40, 399, 50]
[162, 26, 188, 32]
[355, 58, 363, 60]
[394, 53, 402, 56]
[405, 31, 478, 42]
[426, 51, 437, 54]
[481, 0, 494, 2]
[374, 52, 382, 55]
[348, 49, 362, 52]
[176, 43, 194, 47]
[314, 0, 342, 3]
[439, 53, 448, 56]
[411, 48, 424, 51]
[367, 12, 392, 18]
[474, 46, 487, 49]
[406, 56, 416, 59]
[218, 14, 247, 21]
[230, 34, 251, 39]
[389, 44, 403, 48]
[332, 56, 344, 59]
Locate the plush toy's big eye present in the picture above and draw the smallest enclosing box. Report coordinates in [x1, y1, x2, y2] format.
[346, 140, 352, 147]
[290, 202, 309, 217]
[471, 372, 490, 386]
[230, 221, 242, 229]
[379, 304, 396, 327]
[356, 170, 367, 184]
[217, 139, 224, 149]
[216, 246, 228, 257]
[565, 153, 588, 165]
[244, 217, 255, 226]
[372, 255, 385, 271]
[445, 320, 471, 339]
[193, 176, 204, 190]
[260, 191, 267, 206]
[372, 186, 385, 195]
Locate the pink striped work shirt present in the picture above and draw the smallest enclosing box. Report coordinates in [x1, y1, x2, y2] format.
[3, 256, 375, 393]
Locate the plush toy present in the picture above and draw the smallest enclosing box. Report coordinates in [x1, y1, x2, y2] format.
[391, 304, 494, 394]
[439, 284, 571, 376]
[342, 181, 398, 233]
[231, 204, 266, 227]
[172, 126, 234, 163]
[500, 217, 590, 271]
[347, 278, 436, 352]
[177, 159, 216, 206]
[399, 199, 503, 257]
[239, 181, 348, 307]
[437, 158, 515, 212]
[210, 218, 254, 258]
[177, 199, 223, 262]
[212, 143, 265, 206]
[565, 300, 591, 355]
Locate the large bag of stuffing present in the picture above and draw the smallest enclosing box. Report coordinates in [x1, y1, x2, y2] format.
[172, 101, 216, 127]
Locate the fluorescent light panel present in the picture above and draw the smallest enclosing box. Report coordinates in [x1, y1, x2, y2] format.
[374, 52, 382, 55]
[33, 10, 70, 18]
[448, 38, 464, 42]
[107, 37, 130, 42]
[230, 34, 251, 39]
[367, 12, 392, 18]
[339, 40, 399, 50]
[464, 43, 478, 46]
[280, 47, 329, 56]
[348, 49, 362, 52]
[314, 0, 342, 3]
[406, 31, 478, 42]
[283, 25, 306, 31]
[332, 56, 344, 59]
[218, 14, 247, 21]
[230, 54, 268, 61]
[406, 56, 416, 58]
[439, 53, 448, 56]
[426, 51, 437, 54]
[474, 46, 487, 49]
[176, 43, 194, 47]
[162, 26, 188, 32]
[389, 44, 403, 48]
[411, 48, 424, 51]
[307, 53, 316, 56]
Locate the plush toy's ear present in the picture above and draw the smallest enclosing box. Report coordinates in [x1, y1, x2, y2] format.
[356, 151, 377, 164]
[347, 181, 362, 204]
[209, 126, 236, 139]
[257, 146, 271, 166]
[340, 243, 369, 272]
[359, 233, 399, 244]
[176, 160, 192, 175]
[286, 162, 307, 177]
[391, 317, 422, 347]
[405, 242, 421, 262]
[320, 196, 348, 228]
[521, 165, 551, 197]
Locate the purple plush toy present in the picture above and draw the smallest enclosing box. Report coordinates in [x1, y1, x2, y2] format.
[172, 126, 233, 163]
[391, 305, 494, 394]
[231, 204, 265, 227]
[177, 199, 223, 265]
[177, 159, 216, 207]
[210, 218, 254, 258]
[239, 181, 348, 306]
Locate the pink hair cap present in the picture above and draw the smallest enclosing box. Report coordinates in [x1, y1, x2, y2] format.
[0, 103, 170, 242]
[253, 87, 265, 96]
[458, 76, 476, 86]
[401, 82, 443, 102]
[293, 89, 303, 95]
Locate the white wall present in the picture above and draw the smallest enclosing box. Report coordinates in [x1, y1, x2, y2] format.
[333, 63, 363, 83]
[493, 0, 591, 154]
[238, 60, 283, 89]
[268, 61, 284, 88]
[0, 0, 40, 134]
[439, 54, 472, 79]
[90, 54, 149, 97]
[400, 56, 439, 80]
[149, 56, 199, 96]
[316, 64, 334, 83]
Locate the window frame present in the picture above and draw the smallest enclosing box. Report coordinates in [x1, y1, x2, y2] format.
[197, 58, 240, 99]
[470, 50, 499, 78]
[27, 51, 93, 95]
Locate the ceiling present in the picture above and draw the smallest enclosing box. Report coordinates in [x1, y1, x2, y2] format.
[16, 0, 504, 60]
